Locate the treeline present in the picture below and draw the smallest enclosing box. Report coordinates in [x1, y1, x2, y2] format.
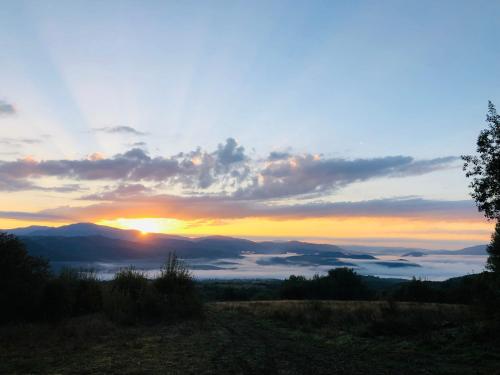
[0, 233, 202, 325]
[200, 269, 500, 306]
[281, 271, 500, 305]
[280, 268, 370, 300]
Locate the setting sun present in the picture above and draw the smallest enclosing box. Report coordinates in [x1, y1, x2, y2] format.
[98, 218, 184, 234]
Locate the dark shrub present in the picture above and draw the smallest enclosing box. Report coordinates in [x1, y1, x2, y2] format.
[40, 268, 102, 321]
[153, 253, 202, 318]
[0, 233, 50, 323]
[280, 275, 308, 299]
[40, 278, 73, 322]
[104, 267, 155, 324]
[71, 269, 103, 315]
[393, 277, 441, 303]
[321, 268, 370, 300]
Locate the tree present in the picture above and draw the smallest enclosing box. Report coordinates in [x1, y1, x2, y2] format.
[462, 101, 500, 272]
[486, 223, 500, 272]
[0, 233, 51, 322]
[153, 253, 202, 318]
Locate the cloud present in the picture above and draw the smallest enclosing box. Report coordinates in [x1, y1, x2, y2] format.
[0, 196, 481, 223]
[215, 137, 247, 167]
[130, 141, 147, 148]
[0, 176, 38, 192]
[234, 154, 459, 200]
[0, 137, 42, 146]
[0, 148, 179, 181]
[80, 183, 153, 200]
[268, 151, 292, 161]
[94, 126, 148, 136]
[0, 100, 15, 116]
[0, 138, 459, 199]
[0, 211, 66, 221]
[174, 138, 250, 189]
[0, 138, 251, 192]
[0, 173, 82, 192]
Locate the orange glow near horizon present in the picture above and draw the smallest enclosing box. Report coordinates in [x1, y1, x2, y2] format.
[93, 216, 493, 246]
[97, 218, 185, 234]
[0, 215, 493, 248]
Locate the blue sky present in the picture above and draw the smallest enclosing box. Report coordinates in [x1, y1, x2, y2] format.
[0, 1, 498, 247]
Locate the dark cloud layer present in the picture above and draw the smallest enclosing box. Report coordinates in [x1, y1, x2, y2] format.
[0, 196, 480, 223]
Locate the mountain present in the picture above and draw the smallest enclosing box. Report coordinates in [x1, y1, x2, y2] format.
[6, 223, 185, 241]
[2, 223, 486, 265]
[449, 245, 488, 255]
[4, 223, 375, 262]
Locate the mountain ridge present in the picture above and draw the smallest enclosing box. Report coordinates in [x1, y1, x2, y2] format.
[3, 223, 488, 262]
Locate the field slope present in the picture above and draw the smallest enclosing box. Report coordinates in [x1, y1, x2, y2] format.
[0, 301, 498, 374]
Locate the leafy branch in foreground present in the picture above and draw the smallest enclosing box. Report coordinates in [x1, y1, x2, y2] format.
[462, 101, 500, 272]
[462, 101, 500, 221]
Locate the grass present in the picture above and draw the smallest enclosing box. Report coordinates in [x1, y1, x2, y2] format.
[1, 301, 499, 374]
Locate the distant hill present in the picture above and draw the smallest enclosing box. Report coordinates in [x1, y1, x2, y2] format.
[6, 222, 185, 241]
[449, 245, 488, 255]
[2, 223, 488, 266]
[4, 223, 374, 263]
[402, 251, 426, 257]
[344, 244, 488, 256]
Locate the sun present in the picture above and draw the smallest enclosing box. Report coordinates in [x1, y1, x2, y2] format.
[98, 218, 183, 234]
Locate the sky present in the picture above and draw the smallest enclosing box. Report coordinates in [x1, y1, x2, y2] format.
[0, 0, 499, 248]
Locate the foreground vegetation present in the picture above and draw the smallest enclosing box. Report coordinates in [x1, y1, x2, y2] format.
[2, 230, 500, 373]
[1, 300, 500, 374]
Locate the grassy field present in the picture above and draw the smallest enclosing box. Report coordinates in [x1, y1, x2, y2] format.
[1, 301, 498, 374]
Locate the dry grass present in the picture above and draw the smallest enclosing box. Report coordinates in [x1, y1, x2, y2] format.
[1, 301, 497, 375]
[212, 300, 470, 334]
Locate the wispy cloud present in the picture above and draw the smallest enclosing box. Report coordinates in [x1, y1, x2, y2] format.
[79, 183, 152, 200]
[0, 174, 82, 193]
[0, 196, 480, 223]
[129, 141, 147, 148]
[94, 126, 148, 136]
[0, 210, 67, 221]
[0, 137, 42, 146]
[0, 100, 16, 116]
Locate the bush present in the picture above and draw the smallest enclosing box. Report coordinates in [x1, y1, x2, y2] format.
[104, 267, 158, 324]
[392, 277, 442, 303]
[104, 256, 202, 324]
[281, 275, 308, 299]
[153, 253, 202, 319]
[0, 233, 51, 323]
[40, 268, 102, 321]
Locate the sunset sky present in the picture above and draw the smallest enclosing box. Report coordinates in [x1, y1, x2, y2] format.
[0, 1, 499, 248]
